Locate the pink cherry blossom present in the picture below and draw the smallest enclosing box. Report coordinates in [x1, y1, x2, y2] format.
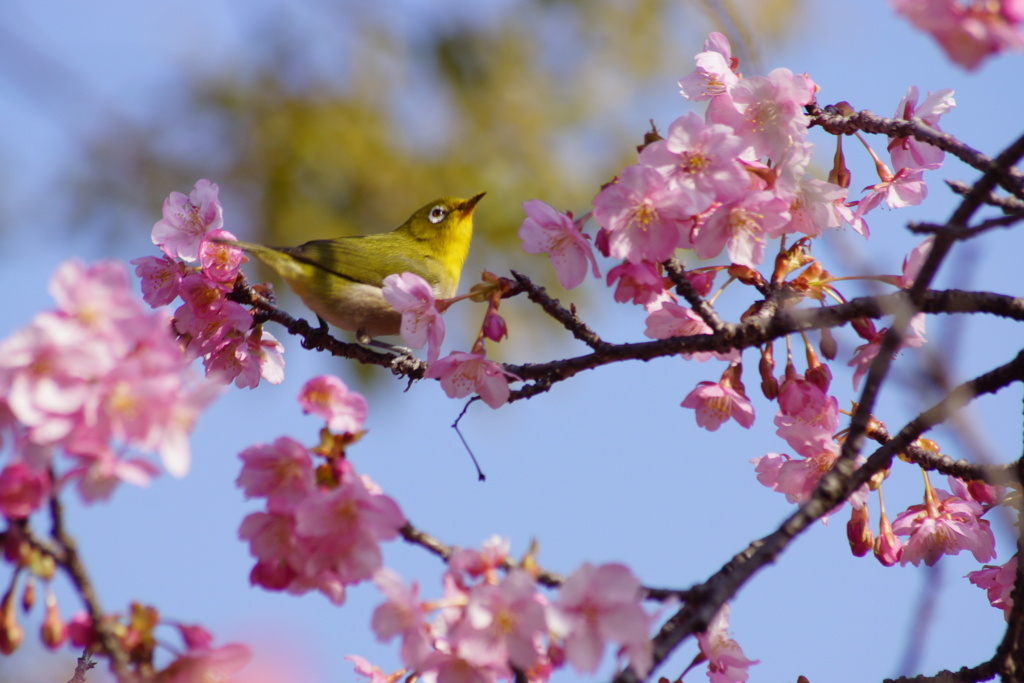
[49, 260, 145, 342]
[891, 487, 996, 566]
[0, 259, 219, 493]
[347, 655, 406, 683]
[294, 475, 404, 545]
[750, 441, 840, 505]
[382, 272, 446, 362]
[371, 569, 433, 669]
[207, 327, 286, 389]
[782, 176, 850, 238]
[425, 352, 518, 409]
[706, 68, 815, 161]
[199, 229, 245, 285]
[848, 313, 927, 389]
[678, 32, 739, 101]
[681, 376, 755, 432]
[888, 86, 955, 170]
[455, 570, 547, 671]
[854, 167, 930, 225]
[874, 509, 904, 567]
[899, 236, 935, 289]
[692, 191, 791, 268]
[638, 112, 750, 209]
[447, 536, 511, 584]
[236, 436, 315, 512]
[174, 273, 254, 357]
[0, 462, 51, 520]
[644, 302, 739, 362]
[548, 563, 652, 678]
[592, 164, 695, 264]
[297, 375, 368, 434]
[968, 555, 1017, 620]
[892, 0, 1024, 70]
[416, 649, 506, 683]
[606, 261, 666, 306]
[151, 179, 224, 262]
[160, 642, 252, 682]
[695, 603, 759, 683]
[131, 255, 186, 307]
[518, 200, 600, 289]
[61, 447, 161, 502]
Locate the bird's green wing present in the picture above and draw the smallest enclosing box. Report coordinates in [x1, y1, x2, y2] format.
[282, 235, 440, 288]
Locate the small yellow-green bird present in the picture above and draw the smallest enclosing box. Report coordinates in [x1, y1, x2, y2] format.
[219, 192, 485, 339]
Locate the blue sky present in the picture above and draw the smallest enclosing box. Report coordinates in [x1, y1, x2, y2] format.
[1, 2, 1022, 682]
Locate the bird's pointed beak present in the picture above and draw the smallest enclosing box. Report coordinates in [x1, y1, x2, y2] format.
[462, 192, 486, 214]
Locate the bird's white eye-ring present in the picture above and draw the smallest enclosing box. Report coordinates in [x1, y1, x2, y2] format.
[429, 206, 448, 224]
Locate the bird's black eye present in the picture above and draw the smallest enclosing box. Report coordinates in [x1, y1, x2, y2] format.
[428, 206, 448, 224]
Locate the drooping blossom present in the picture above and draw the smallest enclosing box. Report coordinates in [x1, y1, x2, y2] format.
[750, 442, 840, 505]
[518, 200, 600, 289]
[297, 375, 368, 434]
[899, 236, 935, 289]
[854, 167, 930, 222]
[151, 179, 224, 262]
[681, 370, 755, 432]
[848, 313, 927, 389]
[888, 86, 956, 169]
[695, 603, 759, 683]
[547, 563, 652, 678]
[967, 555, 1018, 620]
[425, 352, 519, 409]
[874, 508, 904, 567]
[891, 485, 996, 566]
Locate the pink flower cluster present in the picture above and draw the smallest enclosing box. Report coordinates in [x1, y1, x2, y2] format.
[237, 376, 404, 604]
[893, 0, 1024, 70]
[0, 259, 220, 509]
[891, 476, 996, 567]
[362, 537, 654, 683]
[751, 366, 867, 517]
[133, 179, 285, 389]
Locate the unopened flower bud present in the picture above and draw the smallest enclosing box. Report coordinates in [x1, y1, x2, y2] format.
[482, 311, 508, 342]
[0, 584, 22, 655]
[758, 346, 778, 400]
[874, 512, 903, 567]
[20, 577, 36, 613]
[819, 327, 837, 360]
[41, 592, 66, 650]
[846, 505, 873, 557]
